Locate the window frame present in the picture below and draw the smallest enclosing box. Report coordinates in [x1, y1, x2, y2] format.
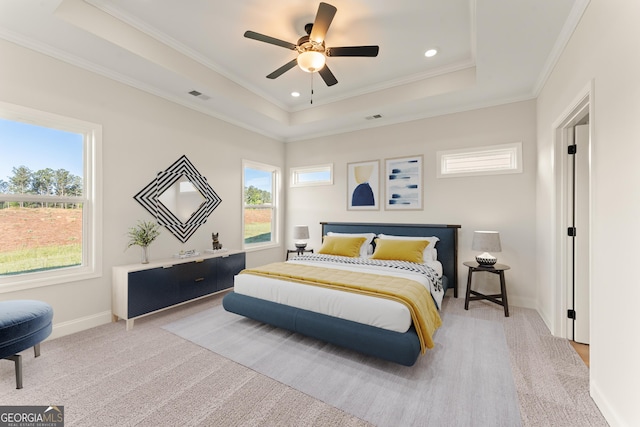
[0, 101, 102, 293]
[436, 142, 523, 178]
[290, 163, 333, 187]
[242, 159, 280, 251]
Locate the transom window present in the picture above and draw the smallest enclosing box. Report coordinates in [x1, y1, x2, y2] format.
[290, 163, 333, 187]
[243, 160, 279, 249]
[437, 142, 523, 178]
[0, 101, 102, 292]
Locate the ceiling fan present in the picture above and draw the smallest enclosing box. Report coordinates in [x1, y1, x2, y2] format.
[244, 2, 379, 87]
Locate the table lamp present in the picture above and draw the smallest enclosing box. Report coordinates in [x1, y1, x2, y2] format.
[293, 225, 310, 250]
[472, 231, 501, 266]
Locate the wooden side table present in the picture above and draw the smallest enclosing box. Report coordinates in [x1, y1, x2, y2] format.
[286, 248, 314, 261]
[463, 261, 511, 317]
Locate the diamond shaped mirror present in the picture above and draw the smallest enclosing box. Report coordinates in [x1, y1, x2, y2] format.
[158, 176, 206, 224]
[134, 156, 221, 243]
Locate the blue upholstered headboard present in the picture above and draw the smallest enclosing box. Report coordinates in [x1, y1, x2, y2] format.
[320, 222, 461, 295]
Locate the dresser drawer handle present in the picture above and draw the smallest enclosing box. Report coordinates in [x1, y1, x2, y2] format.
[194, 277, 205, 282]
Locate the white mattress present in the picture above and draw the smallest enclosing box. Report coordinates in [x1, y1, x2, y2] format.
[233, 258, 442, 333]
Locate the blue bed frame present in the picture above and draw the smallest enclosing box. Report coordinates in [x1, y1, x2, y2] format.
[223, 222, 461, 366]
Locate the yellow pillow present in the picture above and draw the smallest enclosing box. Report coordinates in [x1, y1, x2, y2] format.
[318, 235, 367, 257]
[371, 238, 430, 263]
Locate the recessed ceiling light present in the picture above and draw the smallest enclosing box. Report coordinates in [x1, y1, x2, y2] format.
[424, 48, 438, 58]
[291, 91, 301, 97]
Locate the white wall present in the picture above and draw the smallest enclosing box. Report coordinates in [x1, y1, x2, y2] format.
[4, 4, 635, 422]
[0, 39, 285, 337]
[286, 100, 538, 306]
[536, 0, 640, 425]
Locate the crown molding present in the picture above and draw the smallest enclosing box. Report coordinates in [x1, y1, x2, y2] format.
[532, 0, 590, 96]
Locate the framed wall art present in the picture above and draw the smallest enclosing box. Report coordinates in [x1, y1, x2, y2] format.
[347, 160, 380, 210]
[384, 155, 423, 210]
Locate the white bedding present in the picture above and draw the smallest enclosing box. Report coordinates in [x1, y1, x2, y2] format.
[233, 255, 443, 334]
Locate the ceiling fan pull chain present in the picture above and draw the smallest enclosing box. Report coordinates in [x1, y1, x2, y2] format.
[310, 72, 314, 105]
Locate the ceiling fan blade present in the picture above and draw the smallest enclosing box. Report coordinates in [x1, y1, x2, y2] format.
[309, 2, 337, 43]
[266, 59, 298, 79]
[244, 30, 297, 50]
[319, 65, 338, 86]
[327, 46, 380, 57]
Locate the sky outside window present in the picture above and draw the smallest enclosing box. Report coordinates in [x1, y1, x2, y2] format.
[0, 118, 83, 183]
[245, 168, 272, 193]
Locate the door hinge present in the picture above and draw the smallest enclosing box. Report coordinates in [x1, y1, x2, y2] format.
[568, 144, 577, 154]
[568, 227, 577, 236]
[568, 309, 576, 319]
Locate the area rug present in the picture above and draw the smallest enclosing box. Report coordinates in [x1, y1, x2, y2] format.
[163, 306, 521, 427]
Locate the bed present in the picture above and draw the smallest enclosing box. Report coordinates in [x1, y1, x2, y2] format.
[222, 222, 461, 366]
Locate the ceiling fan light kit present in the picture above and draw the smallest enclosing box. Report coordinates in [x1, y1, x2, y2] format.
[244, 2, 379, 87]
[297, 50, 326, 73]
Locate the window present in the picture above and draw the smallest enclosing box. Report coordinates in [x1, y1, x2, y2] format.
[437, 142, 522, 178]
[243, 160, 279, 249]
[290, 164, 333, 187]
[0, 101, 102, 292]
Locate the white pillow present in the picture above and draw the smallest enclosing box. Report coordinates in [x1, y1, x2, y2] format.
[376, 234, 439, 261]
[327, 232, 376, 258]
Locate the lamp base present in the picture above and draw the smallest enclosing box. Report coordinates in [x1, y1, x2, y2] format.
[295, 242, 307, 249]
[476, 252, 497, 266]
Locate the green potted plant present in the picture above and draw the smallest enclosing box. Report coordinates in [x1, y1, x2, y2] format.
[127, 220, 161, 264]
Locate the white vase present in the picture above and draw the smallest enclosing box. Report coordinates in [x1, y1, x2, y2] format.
[141, 246, 150, 264]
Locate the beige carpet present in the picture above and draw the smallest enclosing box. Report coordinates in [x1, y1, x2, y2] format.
[0, 293, 608, 426]
[444, 297, 608, 426]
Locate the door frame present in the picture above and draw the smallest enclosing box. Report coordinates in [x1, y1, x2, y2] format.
[552, 81, 594, 340]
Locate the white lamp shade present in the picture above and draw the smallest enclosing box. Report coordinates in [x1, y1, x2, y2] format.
[472, 231, 501, 265]
[293, 225, 310, 240]
[471, 231, 501, 252]
[297, 51, 326, 73]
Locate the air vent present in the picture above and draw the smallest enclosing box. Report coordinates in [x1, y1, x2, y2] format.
[188, 90, 211, 101]
[365, 114, 382, 120]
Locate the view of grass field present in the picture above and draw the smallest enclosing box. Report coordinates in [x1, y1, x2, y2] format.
[244, 207, 272, 244]
[0, 205, 273, 275]
[0, 207, 82, 275]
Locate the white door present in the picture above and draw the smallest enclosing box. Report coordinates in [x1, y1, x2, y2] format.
[569, 124, 590, 344]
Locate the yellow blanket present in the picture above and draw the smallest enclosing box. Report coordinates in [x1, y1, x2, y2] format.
[240, 262, 442, 353]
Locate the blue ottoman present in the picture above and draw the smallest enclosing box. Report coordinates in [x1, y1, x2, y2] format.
[0, 300, 53, 389]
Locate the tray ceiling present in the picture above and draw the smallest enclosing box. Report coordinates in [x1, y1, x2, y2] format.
[0, 0, 588, 141]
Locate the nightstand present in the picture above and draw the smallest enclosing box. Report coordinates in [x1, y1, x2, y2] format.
[463, 261, 511, 317]
[286, 248, 314, 261]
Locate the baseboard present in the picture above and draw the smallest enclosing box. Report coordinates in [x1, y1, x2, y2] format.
[48, 310, 112, 340]
[507, 295, 536, 310]
[591, 380, 626, 427]
[536, 306, 554, 335]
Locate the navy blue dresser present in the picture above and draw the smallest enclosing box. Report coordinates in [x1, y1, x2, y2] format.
[112, 250, 245, 329]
